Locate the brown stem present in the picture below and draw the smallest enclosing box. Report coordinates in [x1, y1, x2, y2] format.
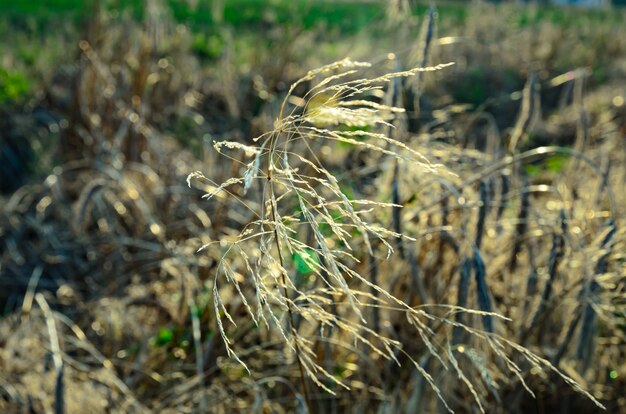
[269, 180, 314, 413]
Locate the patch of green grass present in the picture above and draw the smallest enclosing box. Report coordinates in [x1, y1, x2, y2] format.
[0, 0, 468, 41]
[1, 0, 624, 37]
[0, 68, 31, 103]
[293, 248, 319, 274]
[0, 0, 385, 35]
[545, 153, 569, 173]
[524, 153, 570, 176]
[514, 3, 626, 29]
[152, 326, 175, 347]
[168, 0, 385, 35]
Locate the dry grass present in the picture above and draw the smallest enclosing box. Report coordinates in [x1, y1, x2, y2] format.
[1, 1, 625, 413]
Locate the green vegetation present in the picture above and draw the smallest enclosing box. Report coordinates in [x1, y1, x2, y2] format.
[0, 68, 30, 103]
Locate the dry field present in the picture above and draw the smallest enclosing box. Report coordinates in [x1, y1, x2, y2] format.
[1, 1, 625, 413]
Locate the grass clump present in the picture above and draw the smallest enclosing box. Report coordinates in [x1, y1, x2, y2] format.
[187, 57, 610, 412]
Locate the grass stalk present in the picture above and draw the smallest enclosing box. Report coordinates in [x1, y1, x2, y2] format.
[453, 258, 472, 344]
[392, 160, 406, 260]
[35, 293, 64, 414]
[509, 177, 529, 273]
[268, 178, 313, 413]
[523, 210, 567, 341]
[473, 248, 493, 333]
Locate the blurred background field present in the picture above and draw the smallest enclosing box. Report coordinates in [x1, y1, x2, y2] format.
[1, 0, 625, 413]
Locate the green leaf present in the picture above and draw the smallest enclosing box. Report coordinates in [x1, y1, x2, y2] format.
[293, 248, 319, 274]
[524, 164, 541, 176]
[339, 184, 355, 201]
[154, 327, 174, 347]
[545, 154, 569, 173]
[191, 305, 203, 318]
[0, 68, 31, 103]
